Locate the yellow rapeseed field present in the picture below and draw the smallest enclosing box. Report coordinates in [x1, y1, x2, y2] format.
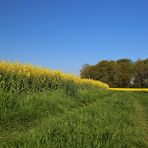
[0, 61, 109, 93]
[109, 88, 148, 92]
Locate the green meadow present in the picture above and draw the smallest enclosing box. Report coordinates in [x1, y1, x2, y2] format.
[0, 88, 147, 148]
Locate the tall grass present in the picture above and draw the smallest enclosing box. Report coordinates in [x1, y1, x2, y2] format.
[0, 89, 147, 147]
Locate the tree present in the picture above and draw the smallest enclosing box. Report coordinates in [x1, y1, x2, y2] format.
[133, 59, 148, 88]
[80, 64, 91, 79]
[95, 60, 122, 87]
[117, 59, 133, 87]
[80, 60, 122, 87]
[80, 58, 148, 88]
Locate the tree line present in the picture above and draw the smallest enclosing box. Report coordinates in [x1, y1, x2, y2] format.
[80, 58, 148, 88]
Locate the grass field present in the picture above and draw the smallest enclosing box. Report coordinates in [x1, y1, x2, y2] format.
[0, 88, 148, 148]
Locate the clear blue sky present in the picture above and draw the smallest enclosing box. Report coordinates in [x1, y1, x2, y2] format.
[0, 0, 148, 74]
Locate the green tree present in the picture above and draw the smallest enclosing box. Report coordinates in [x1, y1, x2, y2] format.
[95, 60, 122, 87]
[117, 59, 133, 87]
[133, 59, 148, 88]
[80, 64, 91, 79]
[80, 58, 148, 88]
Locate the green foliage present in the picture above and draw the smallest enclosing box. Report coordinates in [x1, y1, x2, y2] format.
[0, 89, 147, 148]
[133, 59, 148, 88]
[64, 80, 79, 97]
[80, 58, 148, 88]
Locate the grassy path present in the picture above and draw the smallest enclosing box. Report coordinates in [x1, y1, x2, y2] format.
[0, 89, 147, 147]
[132, 92, 148, 143]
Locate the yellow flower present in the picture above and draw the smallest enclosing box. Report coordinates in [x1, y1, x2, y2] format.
[0, 60, 109, 91]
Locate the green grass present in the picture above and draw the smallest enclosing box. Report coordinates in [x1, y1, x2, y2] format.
[0, 89, 147, 148]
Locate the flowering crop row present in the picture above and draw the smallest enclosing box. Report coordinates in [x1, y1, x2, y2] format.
[0, 61, 109, 94]
[109, 88, 148, 92]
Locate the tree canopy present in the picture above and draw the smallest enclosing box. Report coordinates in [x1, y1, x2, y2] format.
[80, 58, 148, 88]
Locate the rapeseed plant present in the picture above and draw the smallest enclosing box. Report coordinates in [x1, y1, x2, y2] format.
[0, 61, 109, 94]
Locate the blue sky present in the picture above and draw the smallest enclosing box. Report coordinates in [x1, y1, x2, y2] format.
[0, 0, 148, 74]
